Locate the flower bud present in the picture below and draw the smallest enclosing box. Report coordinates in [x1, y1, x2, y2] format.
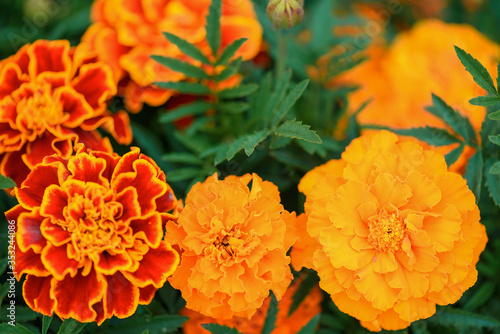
[267, 0, 304, 30]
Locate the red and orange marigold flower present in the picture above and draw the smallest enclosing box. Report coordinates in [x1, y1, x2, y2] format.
[5, 144, 179, 325]
[0, 39, 132, 188]
[81, 0, 263, 112]
[165, 173, 296, 319]
[181, 277, 323, 334]
[298, 130, 487, 331]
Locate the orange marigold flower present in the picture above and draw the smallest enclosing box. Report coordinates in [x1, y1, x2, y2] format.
[0, 39, 132, 187]
[5, 144, 179, 325]
[165, 173, 296, 319]
[299, 130, 487, 331]
[81, 0, 263, 112]
[181, 277, 323, 333]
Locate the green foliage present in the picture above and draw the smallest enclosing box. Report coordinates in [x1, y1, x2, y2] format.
[429, 307, 500, 329]
[0, 324, 36, 334]
[455, 46, 498, 95]
[42, 316, 53, 334]
[57, 318, 86, 334]
[201, 324, 242, 334]
[0, 175, 16, 190]
[288, 272, 320, 316]
[108, 315, 188, 334]
[261, 292, 279, 334]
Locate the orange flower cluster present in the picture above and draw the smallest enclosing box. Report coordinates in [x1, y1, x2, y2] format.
[297, 131, 487, 331]
[181, 278, 323, 334]
[82, 0, 263, 112]
[6, 145, 179, 325]
[165, 173, 296, 319]
[0, 40, 132, 187]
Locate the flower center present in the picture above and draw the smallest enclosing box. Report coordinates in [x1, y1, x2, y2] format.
[209, 226, 245, 262]
[367, 211, 406, 252]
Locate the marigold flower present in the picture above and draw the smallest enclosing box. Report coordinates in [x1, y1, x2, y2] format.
[81, 0, 263, 112]
[5, 144, 179, 325]
[181, 277, 323, 333]
[0, 39, 132, 187]
[165, 173, 296, 319]
[299, 130, 487, 331]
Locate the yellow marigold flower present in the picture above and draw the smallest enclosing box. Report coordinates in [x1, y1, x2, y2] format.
[165, 173, 296, 319]
[299, 130, 487, 331]
[180, 277, 323, 333]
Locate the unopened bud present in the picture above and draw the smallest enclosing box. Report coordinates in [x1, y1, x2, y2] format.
[266, 0, 304, 30]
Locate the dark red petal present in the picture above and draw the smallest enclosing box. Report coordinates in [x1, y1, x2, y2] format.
[156, 187, 177, 214]
[5, 204, 26, 225]
[123, 241, 179, 288]
[111, 149, 140, 177]
[96, 251, 133, 275]
[17, 209, 46, 253]
[23, 132, 58, 169]
[0, 62, 26, 99]
[16, 162, 62, 208]
[1, 150, 31, 188]
[23, 275, 55, 316]
[72, 63, 116, 110]
[74, 128, 113, 153]
[41, 244, 79, 280]
[39, 185, 68, 222]
[98, 111, 133, 145]
[67, 152, 109, 186]
[56, 86, 95, 127]
[40, 219, 71, 246]
[115, 186, 141, 222]
[28, 40, 70, 77]
[138, 284, 157, 304]
[53, 268, 105, 323]
[91, 150, 120, 180]
[129, 213, 163, 248]
[14, 245, 50, 280]
[104, 271, 139, 319]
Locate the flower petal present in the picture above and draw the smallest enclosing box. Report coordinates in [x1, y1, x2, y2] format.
[23, 275, 55, 316]
[104, 271, 139, 319]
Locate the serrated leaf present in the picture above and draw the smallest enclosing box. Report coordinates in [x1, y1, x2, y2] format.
[288, 272, 319, 316]
[162, 32, 211, 65]
[243, 130, 270, 156]
[445, 143, 464, 167]
[296, 314, 320, 334]
[206, 0, 221, 57]
[153, 81, 211, 95]
[162, 152, 203, 165]
[263, 70, 292, 124]
[489, 134, 500, 145]
[151, 55, 210, 79]
[274, 119, 322, 143]
[463, 281, 496, 311]
[111, 315, 188, 334]
[225, 136, 248, 161]
[166, 168, 201, 182]
[410, 320, 431, 334]
[430, 307, 500, 329]
[261, 292, 278, 334]
[0, 175, 16, 189]
[214, 144, 230, 165]
[217, 38, 247, 65]
[366, 125, 461, 146]
[297, 139, 327, 158]
[489, 161, 500, 174]
[159, 101, 212, 123]
[464, 151, 483, 200]
[219, 83, 259, 99]
[455, 46, 498, 95]
[430, 94, 476, 143]
[218, 101, 249, 114]
[469, 95, 500, 107]
[269, 135, 292, 150]
[270, 79, 309, 128]
[201, 323, 242, 334]
[485, 159, 500, 207]
[487, 109, 500, 120]
[214, 57, 242, 82]
[0, 324, 36, 334]
[57, 318, 86, 334]
[42, 315, 53, 334]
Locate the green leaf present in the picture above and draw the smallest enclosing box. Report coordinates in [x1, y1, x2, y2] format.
[430, 307, 500, 329]
[0, 175, 16, 189]
[219, 84, 259, 99]
[201, 323, 242, 334]
[140, 330, 149, 334]
[274, 119, 322, 143]
[455, 46, 498, 95]
[159, 101, 212, 123]
[430, 94, 476, 143]
[214, 144, 230, 165]
[153, 81, 211, 95]
[263, 70, 292, 124]
[225, 136, 248, 161]
[410, 320, 431, 334]
[485, 159, 500, 207]
[42, 315, 53, 334]
[497, 58, 500, 93]
[243, 130, 270, 156]
[270, 150, 318, 171]
[214, 57, 242, 82]
[261, 292, 278, 334]
[166, 168, 202, 182]
[319, 313, 345, 331]
[464, 151, 483, 200]
[365, 125, 461, 146]
[489, 161, 500, 174]
[111, 315, 188, 334]
[0, 306, 40, 322]
[296, 314, 320, 334]
[444, 143, 464, 167]
[488, 134, 500, 145]
[0, 257, 7, 275]
[162, 152, 203, 165]
[206, 0, 221, 57]
[151, 55, 210, 79]
[487, 109, 500, 120]
[217, 38, 247, 65]
[270, 80, 310, 128]
[0, 324, 36, 334]
[269, 136, 292, 150]
[162, 32, 211, 65]
[463, 281, 497, 310]
[218, 101, 249, 114]
[57, 318, 86, 334]
[288, 272, 319, 316]
[469, 95, 500, 106]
